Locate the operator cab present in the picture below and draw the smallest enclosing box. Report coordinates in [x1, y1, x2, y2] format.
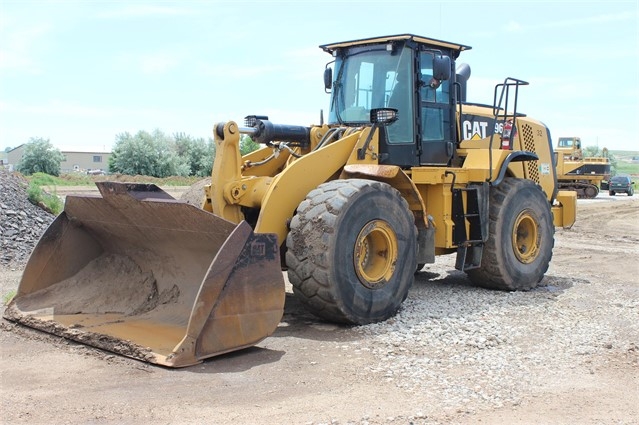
[557, 136, 583, 160]
[321, 34, 470, 167]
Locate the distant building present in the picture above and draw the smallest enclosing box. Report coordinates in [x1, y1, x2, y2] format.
[60, 150, 111, 173]
[5, 144, 112, 174]
[5, 145, 25, 171]
[0, 150, 8, 170]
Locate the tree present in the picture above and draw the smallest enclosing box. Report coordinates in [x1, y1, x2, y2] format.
[174, 133, 216, 177]
[584, 145, 618, 175]
[583, 145, 605, 158]
[240, 135, 260, 155]
[109, 130, 190, 177]
[17, 137, 65, 176]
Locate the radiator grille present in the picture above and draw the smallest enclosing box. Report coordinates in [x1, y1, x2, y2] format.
[522, 124, 540, 184]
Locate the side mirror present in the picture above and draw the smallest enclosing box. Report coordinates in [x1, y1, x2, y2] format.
[432, 55, 451, 81]
[324, 67, 333, 91]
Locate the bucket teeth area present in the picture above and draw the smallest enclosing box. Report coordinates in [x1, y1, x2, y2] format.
[5, 183, 285, 367]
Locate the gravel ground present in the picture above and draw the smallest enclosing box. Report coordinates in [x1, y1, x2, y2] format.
[360, 259, 636, 411]
[0, 185, 637, 424]
[0, 171, 55, 267]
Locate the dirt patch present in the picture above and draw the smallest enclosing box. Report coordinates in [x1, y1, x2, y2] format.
[11, 254, 157, 315]
[179, 177, 209, 206]
[2, 309, 158, 364]
[1, 195, 637, 425]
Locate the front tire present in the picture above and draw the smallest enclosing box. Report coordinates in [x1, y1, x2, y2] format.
[286, 179, 417, 325]
[467, 178, 554, 291]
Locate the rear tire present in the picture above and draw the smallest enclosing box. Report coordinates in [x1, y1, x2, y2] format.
[466, 178, 554, 291]
[286, 179, 417, 324]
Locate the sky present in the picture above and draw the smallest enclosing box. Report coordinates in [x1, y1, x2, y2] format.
[1, 0, 637, 153]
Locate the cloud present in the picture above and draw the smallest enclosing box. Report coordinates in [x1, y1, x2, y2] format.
[112, 47, 191, 75]
[538, 44, 631, 60]
[196, 47, 325, 81]
[548, 10, 637, 28]
[504, 21, 524, 33]
[503, 10, 636, 33]
[0, 99, 192, 151]
[282, 47, 329, 81]
[197, 63, 283, 79]
[0, 24, 51, 74]
[0, 99, 159, 119]
[138, 52, 183, 75]
[96, 4, 193, 19]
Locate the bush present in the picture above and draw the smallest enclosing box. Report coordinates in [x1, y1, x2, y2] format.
[240, 135, 260, 155]
[174, 133, 216, 177]
[28, 172, 60, 187]
[109, 130, 190, 178]
[26, 182, 63, 215]
[17, 138, 65, 176]
[28, 172, 93, 187]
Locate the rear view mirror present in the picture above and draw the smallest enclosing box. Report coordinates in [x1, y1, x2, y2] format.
[324, 67, 333, 91]
[432, 55, 451, 81]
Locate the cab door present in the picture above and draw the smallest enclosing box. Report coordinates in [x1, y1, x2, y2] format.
[418, 51, 455, 165]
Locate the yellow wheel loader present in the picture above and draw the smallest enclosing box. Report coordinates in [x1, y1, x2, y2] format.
[5, 34, 577, 367]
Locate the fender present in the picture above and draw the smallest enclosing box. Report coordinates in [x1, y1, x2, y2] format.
[492, 151, 539, 186]
[341, 164, 426, 222]
[342, 163, 435, 265]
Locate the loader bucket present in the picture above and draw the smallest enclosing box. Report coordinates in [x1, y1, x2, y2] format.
[4, 182, 285, 368]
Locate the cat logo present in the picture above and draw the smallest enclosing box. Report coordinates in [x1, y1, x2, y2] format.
[462, 120, 489, 140]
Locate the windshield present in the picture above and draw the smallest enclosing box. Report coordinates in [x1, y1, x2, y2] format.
[558, 138, 576, 147]
[328, 46, 413, 128]
[611, 176, 629, 183]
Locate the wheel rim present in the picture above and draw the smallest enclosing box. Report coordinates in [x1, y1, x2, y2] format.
[512, 210, 540, 264]
[354, 220, 398, 289]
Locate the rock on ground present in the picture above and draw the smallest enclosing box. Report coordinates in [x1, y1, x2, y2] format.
[0, 171, 55, 268]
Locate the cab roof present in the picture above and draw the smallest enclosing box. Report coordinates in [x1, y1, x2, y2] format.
[320, 34, 471, 54]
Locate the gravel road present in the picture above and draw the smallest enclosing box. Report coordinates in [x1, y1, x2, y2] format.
[1, 192, 637, 425]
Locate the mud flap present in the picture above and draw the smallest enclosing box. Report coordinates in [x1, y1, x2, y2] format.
[4, 182, 285, 367]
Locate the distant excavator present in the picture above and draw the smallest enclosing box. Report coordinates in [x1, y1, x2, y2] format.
[555, 136, 611, 198]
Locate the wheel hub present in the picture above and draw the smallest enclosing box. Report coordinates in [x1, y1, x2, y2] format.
[512, 210, 540, 264]
[354, 220, 398, 289]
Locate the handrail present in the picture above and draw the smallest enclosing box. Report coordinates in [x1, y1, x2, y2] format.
[486, 77, 529, 183]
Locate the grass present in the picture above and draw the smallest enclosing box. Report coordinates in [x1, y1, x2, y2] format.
[28, 172, 93, 186]
[22, 172, 202, 217]
[24, 172, 201, 211]
[26, 182, 63, 215]
[609, 150, 639, 185]
[21, 172, 202, 216]
[615, 161, 639, 176]
[3, 290, 16, 305]
[609, 150, 639, 158]
[26, 172, 201, 187]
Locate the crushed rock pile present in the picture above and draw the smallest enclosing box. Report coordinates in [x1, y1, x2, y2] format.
[0, 170, 55, 268]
